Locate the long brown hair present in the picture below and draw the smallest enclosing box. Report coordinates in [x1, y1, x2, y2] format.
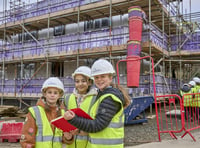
[111, 83, 131, 109]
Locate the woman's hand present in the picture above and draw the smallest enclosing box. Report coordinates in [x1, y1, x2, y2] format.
[63, 110, 75, 120]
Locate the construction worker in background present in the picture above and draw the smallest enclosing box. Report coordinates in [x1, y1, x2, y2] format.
[20, 77, 73, 148]
[193, 77, 200, 93]
[180, 83, 193, 121]
[188, 80, 196, 93]
[193, 77, 200, 119]
[64, 66, 97, 148]
[63, 59, 130, 148]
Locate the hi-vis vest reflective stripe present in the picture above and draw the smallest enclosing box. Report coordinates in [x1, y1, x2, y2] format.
[180, 90, 193, 107]
[29, 106, 65, 148]
[64, 94, 96, 148]
[88, 93, 124, 148]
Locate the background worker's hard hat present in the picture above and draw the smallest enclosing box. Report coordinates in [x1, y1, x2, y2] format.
[188, 80, 196, 87]
[72, 66, 92, 79]
[183, 83, 190, 87]
[41, 77, 64, 95]
[91, 59, 115, 77]
[193, 77, 200, 83]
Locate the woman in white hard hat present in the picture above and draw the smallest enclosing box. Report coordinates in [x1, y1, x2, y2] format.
[20, 77, 73, 148]
[64, 66, 97, 148]
[64, 59, 130, 148]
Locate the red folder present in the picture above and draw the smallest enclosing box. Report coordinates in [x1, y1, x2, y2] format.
[51, 108, 93, 132]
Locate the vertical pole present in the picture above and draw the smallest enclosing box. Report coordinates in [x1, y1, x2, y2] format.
[46, 0, 50, 78]
[148, 0, 152, 114]
[178, 0, 182, 87]
[14, 64, 17, 97]
[1, 0, 6, 105]
[162, 3, 165, 78]
[109, 0, 112, 62]
[77, 0, 80, 67]
[20, 59, 23, 109]
[20, 0, 25, 109]
[169, 2, 172, 92]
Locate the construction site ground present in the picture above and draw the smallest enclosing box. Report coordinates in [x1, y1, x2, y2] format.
[0, 110, 200, 148]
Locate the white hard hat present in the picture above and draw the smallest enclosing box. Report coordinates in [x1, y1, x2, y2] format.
[188, 81, 196, 87]
[183, 83, 189, 87]
[72, 66, 91, 79]
[41, 77, 64, 95]
[193, 77, 200, 83]
[91, 59, 115, 77]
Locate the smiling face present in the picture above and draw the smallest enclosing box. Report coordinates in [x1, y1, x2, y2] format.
[74, 74, 90, 94]
[93, 74, 112, 91]
[43, 87, 61, 106]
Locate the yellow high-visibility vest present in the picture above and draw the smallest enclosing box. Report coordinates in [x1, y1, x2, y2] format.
[29, 106, 65, 148]
[87, 93, 124, 148]
[64, 94, 96, 148]
[180, 90, 193, 107]
[193, 85, 200, 107]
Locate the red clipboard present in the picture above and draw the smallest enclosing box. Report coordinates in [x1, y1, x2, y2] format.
[51, 108, 93, 132]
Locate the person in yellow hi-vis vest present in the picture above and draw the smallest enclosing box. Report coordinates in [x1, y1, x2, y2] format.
[193, 77, 200, 119]
[63, 59, 131, 148]
[64, 66, 97, 148]
[188, 81, 196, 93]
[180, 83, 193, 121]
[193, 77, 200, 93]
[20, 77, 73, 148]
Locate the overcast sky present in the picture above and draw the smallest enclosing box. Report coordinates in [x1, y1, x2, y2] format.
[0, 0, 199, 14]
[182, 0, 199, 13]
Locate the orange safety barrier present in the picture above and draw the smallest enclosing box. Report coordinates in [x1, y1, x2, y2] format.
[181, 92, 200, 141]
[155, 94, 186, 141]
[0, 122, 23, 142]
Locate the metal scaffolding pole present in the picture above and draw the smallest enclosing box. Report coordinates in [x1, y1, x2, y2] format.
[109, 0, 113, 62]
[46, 0, 51, 78]
[1, 0, 7, 105]
[76, 1, 80, 67]
[168, 1, 172, 90]
[162, 0, 165, 77]
[148, 0, 152, 114]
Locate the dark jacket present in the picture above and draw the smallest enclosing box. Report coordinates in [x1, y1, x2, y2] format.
[68, 87, 125, 133]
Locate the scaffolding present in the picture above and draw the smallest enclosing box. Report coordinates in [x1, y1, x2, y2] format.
[0, 0, 199, 108]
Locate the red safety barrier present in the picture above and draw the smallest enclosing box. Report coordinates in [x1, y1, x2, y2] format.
[116, 55, 200, 142]
[181, 93, 200, 141]
[0, 122, 23, 142]
[155, 94, 186, 141]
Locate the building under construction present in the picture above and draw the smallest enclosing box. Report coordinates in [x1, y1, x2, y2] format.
[0, 0, 199, 109]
